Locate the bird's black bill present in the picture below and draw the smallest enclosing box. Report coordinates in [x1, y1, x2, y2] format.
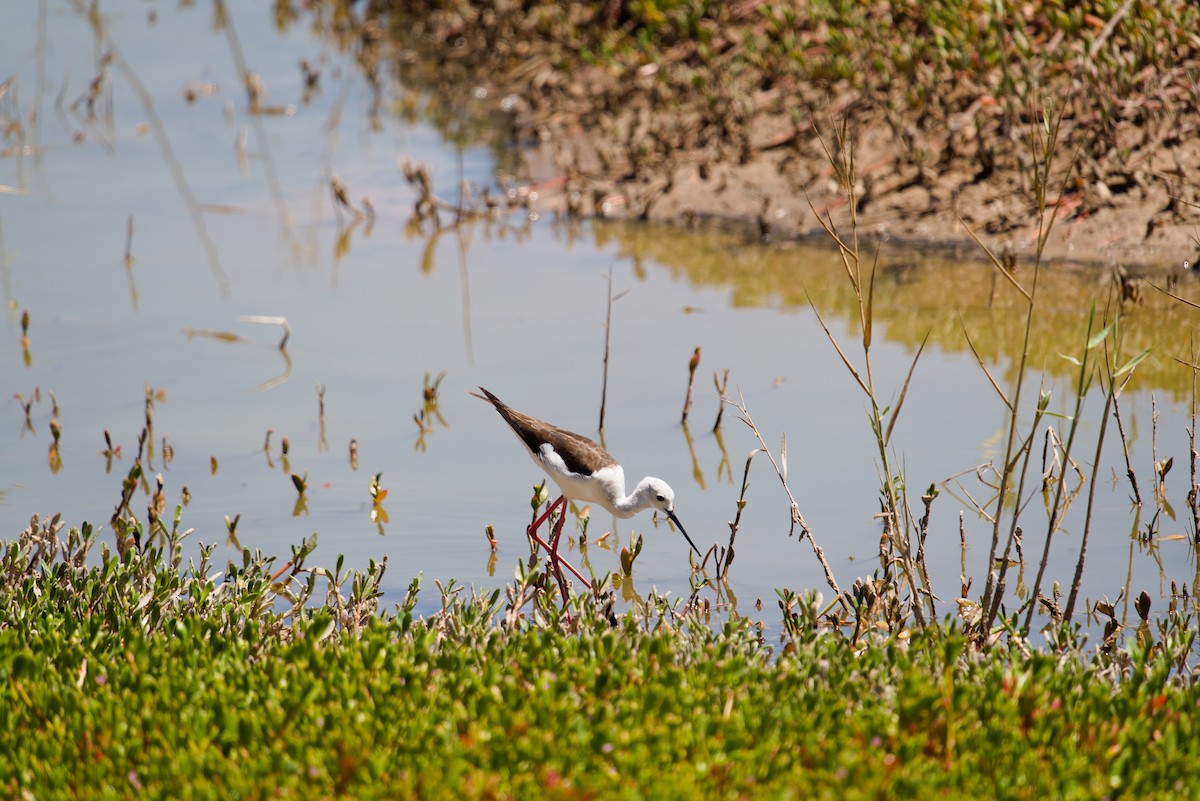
[668, 510, 703, 559]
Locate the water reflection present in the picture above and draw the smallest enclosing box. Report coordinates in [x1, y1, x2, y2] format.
[598, 221, 1200, 399]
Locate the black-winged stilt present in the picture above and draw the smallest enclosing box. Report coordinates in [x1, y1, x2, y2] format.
[474, 387, 701, 599]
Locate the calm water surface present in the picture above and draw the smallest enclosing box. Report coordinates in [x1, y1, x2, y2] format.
[2, 1, 1198, 639]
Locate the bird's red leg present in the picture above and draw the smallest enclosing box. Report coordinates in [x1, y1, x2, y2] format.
[547, 512, 572, 612]
[525, 494, 591, 593]
[527, 494, 564, 541]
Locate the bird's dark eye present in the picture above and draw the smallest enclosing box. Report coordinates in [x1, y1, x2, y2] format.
[656, 494, 665, 502]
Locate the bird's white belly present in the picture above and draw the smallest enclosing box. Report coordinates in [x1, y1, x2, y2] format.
[532, 446, 627, 515]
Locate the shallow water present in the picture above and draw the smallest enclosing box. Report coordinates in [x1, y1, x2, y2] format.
[2, 1, 1199, 641]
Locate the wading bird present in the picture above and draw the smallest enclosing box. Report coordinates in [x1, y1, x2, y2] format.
[474, 387, 701, 601]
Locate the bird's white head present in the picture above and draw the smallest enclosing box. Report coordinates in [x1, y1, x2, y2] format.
[640, 477, 676, 514]
[636, 477, 702, 559]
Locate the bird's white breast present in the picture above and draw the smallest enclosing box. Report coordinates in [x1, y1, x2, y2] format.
[534, 444, 628, 515]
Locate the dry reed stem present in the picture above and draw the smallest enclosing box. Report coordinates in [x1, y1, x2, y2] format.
[712, 368, 730, 432]
[978, 105, 1083, 639]
[716, 448, 759, 582]
[1064, 388, 1114, 623]
[1188, 338, 1200, 543]
[1111, 384, 1142, 506]
[730, 394, 846, 609]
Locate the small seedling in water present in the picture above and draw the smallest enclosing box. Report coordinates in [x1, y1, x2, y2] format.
[1155, 456, 1173, 500]
[14, 391, 35, 434]
[619, 532, 644, 577]
[291, 472, 308, 496]
[484, 524, 497, 551]
[1135, 590, 1152, 621]
[369, 473, 389, 527]
[20, 309, 32, 365]
[47, 407, 63, 473]
[101, 430, 121, 472]
[413, 371, 449, 452]
[423, 370, 447, 403]
[210, 456, 219, 475]
[369, 472, 387, 504]
[349, 438, 359, 470]
[225, 513, 240, 548]
[681, 346, 700, 423]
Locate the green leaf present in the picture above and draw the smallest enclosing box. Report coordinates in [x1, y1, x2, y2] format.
[1086, 321, 1114, 350]
[1113, 348, 1151, 378]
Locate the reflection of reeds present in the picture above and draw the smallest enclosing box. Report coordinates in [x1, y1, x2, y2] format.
[585, 219, 1200, 400]
[182, 316, 292, 391]
[214, 0, 298, 246]
[68, 0, 230, 297]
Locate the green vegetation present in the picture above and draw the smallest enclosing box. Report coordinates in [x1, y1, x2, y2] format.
[3, 515, 1199, 799]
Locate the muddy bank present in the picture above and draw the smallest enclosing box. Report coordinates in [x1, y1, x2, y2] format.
[297, 1, 1200, 274]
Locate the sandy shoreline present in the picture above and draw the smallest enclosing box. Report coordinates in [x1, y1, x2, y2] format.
[515, 87, 1200, 276]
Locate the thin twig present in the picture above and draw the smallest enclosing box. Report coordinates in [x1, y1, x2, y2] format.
[1111, 377, 1141, 506]
[1021, 311, 1098, 635]
[597, 266, 629, 433]
[1064, 389, 1114, 623]
[718, 449, 759, 581]
[1189, 336, 1200, 543]
[712, 368, 730, 432]
[731, 393, 846, 609]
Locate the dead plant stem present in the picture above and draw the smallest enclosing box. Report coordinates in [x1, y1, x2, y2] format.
[1112, 386, 1142, 505]
[1064, 390, 1114, 623]
[733, 395, 845, 609]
